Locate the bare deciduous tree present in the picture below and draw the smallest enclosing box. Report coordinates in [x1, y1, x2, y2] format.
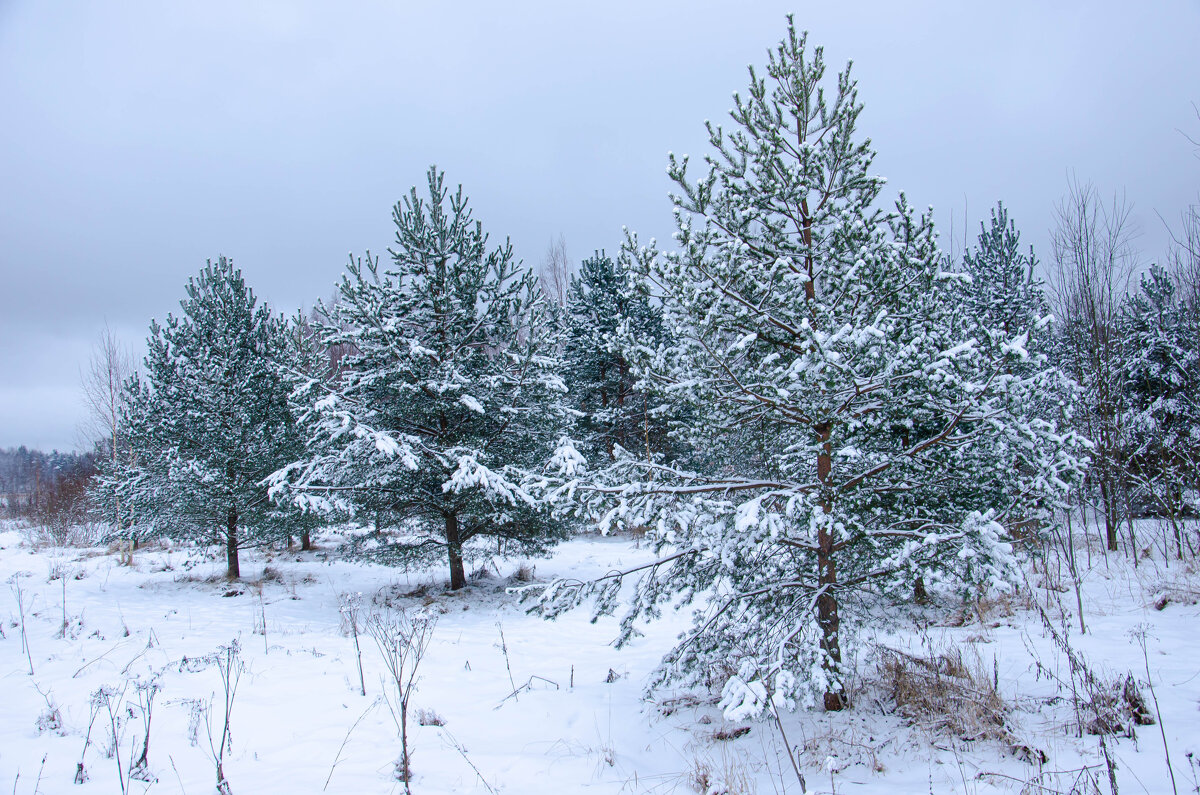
[538, 234, 570, 307]
[1167, 204, 1200, 311]
[80, 324, 134, 556]
[1050, 178, 1138, 554]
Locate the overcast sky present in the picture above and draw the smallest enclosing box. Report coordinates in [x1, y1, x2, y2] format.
[1, 1, 1197, 452]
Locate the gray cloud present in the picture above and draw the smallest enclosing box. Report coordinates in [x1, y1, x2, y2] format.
[2, 0, 1197, 450]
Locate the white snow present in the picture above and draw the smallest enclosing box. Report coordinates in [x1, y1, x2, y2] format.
[458, 394, 486, 414]
[2, 519, 1199, 794]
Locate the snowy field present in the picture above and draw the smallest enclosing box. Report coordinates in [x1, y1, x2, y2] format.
[2, 520, 1200, 794]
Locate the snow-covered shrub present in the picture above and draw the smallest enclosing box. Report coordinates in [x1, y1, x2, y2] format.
[416, 708, 445, 727]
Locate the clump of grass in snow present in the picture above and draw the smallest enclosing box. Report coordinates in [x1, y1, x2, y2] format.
[416, 708, 445, 726]
[877, 645, 1016, 747]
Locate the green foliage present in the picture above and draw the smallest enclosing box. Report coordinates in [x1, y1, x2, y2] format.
[272, 167, 569, 588]
[538, 19, 1083, 712]
[94, 257, 298, 575]
[562, 250, 673, 463]
[1119, 264, 1200, 519]
[959, 203, 1078, 530]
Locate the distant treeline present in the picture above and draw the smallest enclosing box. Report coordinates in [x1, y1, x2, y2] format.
[0, 446, 97, 522]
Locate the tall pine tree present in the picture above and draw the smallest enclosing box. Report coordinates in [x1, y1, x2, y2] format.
[539, 20, 1082, 712]
[271, 167, 569, 589]
[95, 258, 298, 578]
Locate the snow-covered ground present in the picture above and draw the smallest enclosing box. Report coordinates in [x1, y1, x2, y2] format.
[2, 520, 1199, 794]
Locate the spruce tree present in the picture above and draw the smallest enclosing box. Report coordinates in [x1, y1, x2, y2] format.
[95, 257, 297, 578]
[271, 167, 569, 589]
[539, 20, 1082, 712]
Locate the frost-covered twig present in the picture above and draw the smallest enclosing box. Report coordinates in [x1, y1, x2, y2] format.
[323, 696, 383, 791]
[74, 688, 102, 784]
[10, 575, 35, 675]
[439, 728, 498, 794]
[368, 609, 436, 794]
[338, 592, 367, 696]
[73, 641, 123, 679]
[494, 675, 559, 709]
[763, 674, 807, 793]
[129, 677, 160, 783]
[204, 640, 243, 795]
[494, 622, 517, 700]
[92, 682, 130, 795]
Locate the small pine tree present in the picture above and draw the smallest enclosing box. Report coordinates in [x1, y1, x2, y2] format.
[562, 250, 671, 463]
[95, 258, 297, 578]
[960, 204, 1079, 535]
[271, 167, 569, 589]
[962, 203, 1047, 340]
[539, 20, 1083, 712]
[1119, 264, 1200, 535]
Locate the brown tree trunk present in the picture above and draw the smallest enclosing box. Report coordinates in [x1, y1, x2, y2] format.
[1099, 474, 1119, 552]
[225, 507, 240, 579]
[913, 576, 928, 605]
[815, 421, 845, 711]
[445, 513, 466, 590]
[301, 527, 312, 551]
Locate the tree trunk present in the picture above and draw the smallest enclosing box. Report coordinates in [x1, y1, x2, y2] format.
[913, 576, 928, 605]
[815, 421, 845, 711]
[226, 507, 240, 579]
[301, 528, 312, 551]
[1099, 474, 1119, 552]
[816, 533, 844, 711]
[445, 513, 466, 590]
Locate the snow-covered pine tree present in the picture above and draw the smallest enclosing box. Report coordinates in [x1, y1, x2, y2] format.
[94, 257, 297, 578]
[276, 310, 339, 551]
[959, 204, 1080, 537]
[270, 167, 569, 590]
[962, 203, 1046, 341]
[1119, 264, 1200, 540]
[563, 250, 672, 463]
[92, 375, 170, 550]
[538, 20, 1082, 712]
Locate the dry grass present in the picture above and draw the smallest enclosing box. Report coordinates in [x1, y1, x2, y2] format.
[656, 692, 704, 717]
[416, 708, 445, 726]
[1081, 674, 1155, 736]
[945, 590, 1034, 628]
[686, 752, 757, 795]
[877, 645, 1017, 747]
[799, 721, 888, 775]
